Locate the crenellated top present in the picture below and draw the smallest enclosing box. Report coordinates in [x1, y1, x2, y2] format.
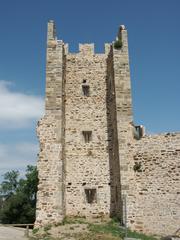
[63, 43, 111, 55]
[47, 20, 128, 55]
[45, 20, 130, 113]
[47, 20, 128, 52]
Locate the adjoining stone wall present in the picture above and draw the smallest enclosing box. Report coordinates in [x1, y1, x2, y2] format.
[127, 133, 180, 235]
[36, 115, 64, 225]
[64, 45, 111, 218]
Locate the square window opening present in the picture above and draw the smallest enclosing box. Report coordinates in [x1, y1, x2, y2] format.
[133, 125, 145, 140]
[85, 189, 97, 204]
[82, 131, 92, 143]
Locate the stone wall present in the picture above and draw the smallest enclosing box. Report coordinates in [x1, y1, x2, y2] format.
[127, 133, 180, 235]
[36, 115, 64, 225]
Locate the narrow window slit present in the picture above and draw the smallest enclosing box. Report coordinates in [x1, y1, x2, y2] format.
[82, 85, 90, 96]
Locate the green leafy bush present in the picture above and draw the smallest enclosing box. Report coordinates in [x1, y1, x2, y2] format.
[113, 39, 122, 49]
[0, 165, 38, 224]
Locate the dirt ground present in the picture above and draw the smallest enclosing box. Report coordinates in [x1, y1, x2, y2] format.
[0, 225, 28, 240]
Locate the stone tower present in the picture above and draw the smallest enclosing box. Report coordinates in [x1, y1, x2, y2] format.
[36, 20, 133, 226]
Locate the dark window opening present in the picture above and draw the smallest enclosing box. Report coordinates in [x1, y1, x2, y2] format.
[83, 79, 87, 84]
[85, 189, 97, 204]
[82, 131, 92, 143]
[82, 85, 90, 96]
[133, 125, 145, 140]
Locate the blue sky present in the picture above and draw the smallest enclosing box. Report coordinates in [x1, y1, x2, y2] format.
[0, 0, 180, 180]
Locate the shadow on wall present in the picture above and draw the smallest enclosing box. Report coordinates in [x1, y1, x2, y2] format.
[106, 46, 123, 222]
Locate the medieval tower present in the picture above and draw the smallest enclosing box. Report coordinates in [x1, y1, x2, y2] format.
[36, 21, 180, 236]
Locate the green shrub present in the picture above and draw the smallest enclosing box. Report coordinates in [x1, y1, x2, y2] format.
[44, 224, 52, 232]
[114, 39, 122, 49]
[133, 162, 142, 172]
[32, 228, 39, 234]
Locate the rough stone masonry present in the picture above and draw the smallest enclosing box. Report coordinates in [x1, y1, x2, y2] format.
[35, 20, 180, 236]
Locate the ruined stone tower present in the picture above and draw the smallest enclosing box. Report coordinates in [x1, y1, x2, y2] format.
[36, 20, 132, 225]
[36, 21, 180, 236]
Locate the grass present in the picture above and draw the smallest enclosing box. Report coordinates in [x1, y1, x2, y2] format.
[32, 228, 39, 234]
[89, 219, 157, 240]
[89, 219, 124, 238]
[126, 229, 157, 240]
[44, 224, 52, 232]
[29, 217, 158, 240]
[71, 232, 121, 240]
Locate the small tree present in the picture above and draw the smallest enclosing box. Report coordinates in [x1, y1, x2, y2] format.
[113, 35, 123, 50]
[0, 170, 19, 197]
[0, 165, 38, 224]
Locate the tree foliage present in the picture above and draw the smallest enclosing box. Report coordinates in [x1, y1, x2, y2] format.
[0, 170, 19, 197]
[0, 165, 38, 224]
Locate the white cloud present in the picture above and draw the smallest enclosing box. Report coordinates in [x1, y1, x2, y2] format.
[0, 142, 38, 181]
[0, 81, 44, 129]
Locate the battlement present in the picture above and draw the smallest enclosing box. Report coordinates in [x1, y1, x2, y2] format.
[79, 43, 94, 54]
[64, 43, 111, 55]
[47, 20, 128, 55]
